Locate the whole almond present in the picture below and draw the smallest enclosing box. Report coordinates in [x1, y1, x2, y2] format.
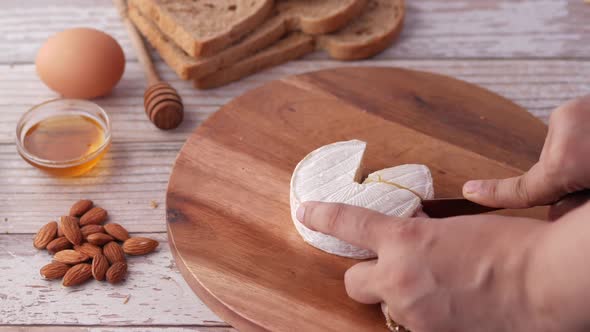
[81, 224, 105, 239]
[40, 262, 71, 279]
[123, 237, 159, 256]
[103, 241, 126, 264]
[86, 233, 114, 246]
[106, 262, 127, 284]
[69, 199, 93, 217]
[91, 254, 109, 281]
[62, 263, 92, 287]
[33, 221, 58, 249]
[80, 207, 108, 226]
[74, 243, 102, 258]
[53, 249, 89, 265]
[60, 216, 83, 245]
[104, 223, 130, 241]
[46, 237, 72, 254]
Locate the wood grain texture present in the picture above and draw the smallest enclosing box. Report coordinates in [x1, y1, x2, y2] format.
[2, 59, 589, 142]
[1, 0, 589, 64]
[1, 0, 588, 329]
[0, 233, 227, 327]
[1, 60, 588, 234]
[166, 67, 547, 331]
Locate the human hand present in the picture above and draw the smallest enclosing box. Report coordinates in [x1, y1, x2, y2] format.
[462, 95, 590, 216]
[296, 201, 549, 332]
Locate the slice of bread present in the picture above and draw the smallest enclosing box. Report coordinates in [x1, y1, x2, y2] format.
[194, 33, 314, 89]
[129, 5, 288, 80]
[128, 0, 274, 57]
[275, 0, 367, 35]
[129, 0, 366, 80]
[317, 0, 405, 60]
[195, 0, 405, 89]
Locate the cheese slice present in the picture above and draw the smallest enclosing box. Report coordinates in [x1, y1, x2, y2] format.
[290, 140, 434, 259]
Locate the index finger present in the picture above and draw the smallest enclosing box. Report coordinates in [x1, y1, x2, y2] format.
[296, 201, 392, 252]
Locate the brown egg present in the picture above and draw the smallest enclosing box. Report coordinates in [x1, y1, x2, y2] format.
[36, 28, 125, 99]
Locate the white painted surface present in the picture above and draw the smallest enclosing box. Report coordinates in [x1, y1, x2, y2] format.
[0, 234, 223, 326]
[1, 0, 588, 63]
[0, 0, 588, 330]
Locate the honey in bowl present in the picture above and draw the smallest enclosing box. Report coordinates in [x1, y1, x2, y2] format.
[16, 99, 112, 177]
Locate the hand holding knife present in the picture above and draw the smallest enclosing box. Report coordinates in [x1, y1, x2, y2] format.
[422, 189, 590, 219]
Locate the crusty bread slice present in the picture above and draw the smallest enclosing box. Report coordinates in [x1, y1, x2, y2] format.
[194, 33, 314, 89]
[276, 0, 367, 35]
[127, 0, 274, 57]
[195, 0, 404, 89]
[129, 5, 288, 80]
[129, 0, 366, 80]
[317, 0, 405, 60]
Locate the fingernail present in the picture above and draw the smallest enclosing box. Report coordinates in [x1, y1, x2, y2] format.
[296, 204, 306, 222]
[463, 181, 481, 195]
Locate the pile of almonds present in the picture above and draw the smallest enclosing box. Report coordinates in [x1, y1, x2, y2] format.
[34, 199, 159, 287]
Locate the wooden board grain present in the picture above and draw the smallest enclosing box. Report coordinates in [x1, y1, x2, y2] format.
[3, 60, 587, 235]
[166, 67, 548, 331]
[1, 1, 587, 330]
[2, 59, 588, 142]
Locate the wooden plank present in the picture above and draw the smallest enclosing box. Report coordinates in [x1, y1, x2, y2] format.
[0, 233, 229, 326]
[2, 60, 589, 143]
[2, 59, 589, 234]
[165, 67, 548, 332]
[0, 327, 235, 332]
[0, 0, 588, 63]
[0, 141, 178, 234]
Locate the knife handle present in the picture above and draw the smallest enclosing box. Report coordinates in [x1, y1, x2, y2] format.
[548, 189, 590, 220]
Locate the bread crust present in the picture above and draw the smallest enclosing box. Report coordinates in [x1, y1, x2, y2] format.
[129, 6, 288, 79]
[194, 0, 405, 88]
[129, 0, 366, 80]
[318, 0, 405, 60]
[129, 0, 405, 88]
[129, 0, 274, 57]
[194, 33, 314, 89]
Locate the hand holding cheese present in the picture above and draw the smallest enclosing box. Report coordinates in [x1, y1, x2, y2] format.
[297, 201, 590, 331]
[290, 140, 434, 259]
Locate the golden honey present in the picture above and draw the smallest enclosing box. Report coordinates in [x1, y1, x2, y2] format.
[16, 99, 112, 177]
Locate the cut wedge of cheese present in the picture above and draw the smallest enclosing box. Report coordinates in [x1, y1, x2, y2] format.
[290, 140, 434, 259]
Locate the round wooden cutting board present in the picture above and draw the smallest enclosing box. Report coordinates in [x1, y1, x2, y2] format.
[166, 67, 548, 331]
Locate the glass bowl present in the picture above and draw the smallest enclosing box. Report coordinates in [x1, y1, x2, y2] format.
[15, 99, 112, 177]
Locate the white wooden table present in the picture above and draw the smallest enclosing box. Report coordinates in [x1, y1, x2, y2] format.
[1, 1, 588, 331]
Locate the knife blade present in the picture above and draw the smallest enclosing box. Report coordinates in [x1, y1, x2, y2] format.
[422, 189, 590, 219]
[421, 198, 500, 218]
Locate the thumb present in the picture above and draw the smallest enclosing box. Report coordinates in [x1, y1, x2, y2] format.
[462, 163, 564, 208]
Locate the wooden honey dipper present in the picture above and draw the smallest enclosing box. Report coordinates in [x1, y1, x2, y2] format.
[114, 0, 183, 130]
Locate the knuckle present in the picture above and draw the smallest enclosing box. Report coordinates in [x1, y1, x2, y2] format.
[323, 204, 346, 233]
[393, 267, 419, 293]
[356, 212, 377, 236]
[514, 176, 534, 206]
[488, 180, 502, 202]
[391, 219, 424, 242]
[377, 259, 418, 297]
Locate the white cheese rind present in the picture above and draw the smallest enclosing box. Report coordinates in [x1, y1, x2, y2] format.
[290, 140, 434, 259]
